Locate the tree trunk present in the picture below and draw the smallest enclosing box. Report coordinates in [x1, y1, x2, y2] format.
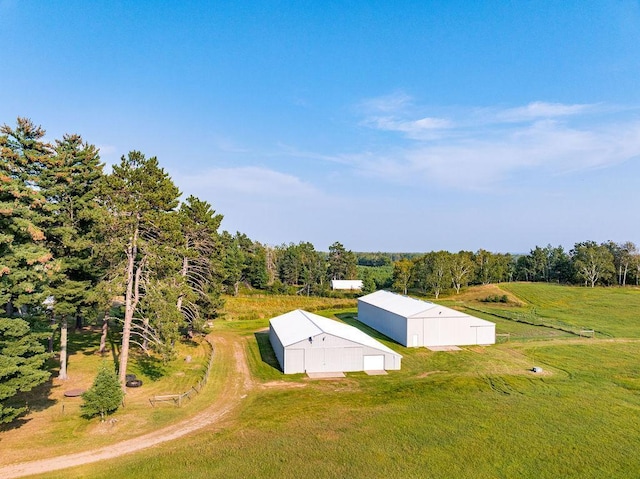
[99, 311, 109, 355]
[176, 254, 188, 312]
[59, 316, 68, 380]
[75, 313, 83, 330]
[118, 225, 139, 390]
[48, 313, 56, 353]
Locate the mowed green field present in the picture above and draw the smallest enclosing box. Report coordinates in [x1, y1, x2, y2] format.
[439, 282, 640, 340]
[27, 284, 640, 478]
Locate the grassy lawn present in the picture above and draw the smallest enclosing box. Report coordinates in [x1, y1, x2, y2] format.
[39, 338, 640, 479]
[7, 285, 640, 478]
[0, 326, 218, 465]
[440, 282, 640, 340]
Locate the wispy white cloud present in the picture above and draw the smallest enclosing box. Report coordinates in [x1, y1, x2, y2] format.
[495, 101, 597, 122]
[364, 116, 453, 140]
[174, 166, 322, 199]
[358, 91, 413, 114]
[347, 97, 640, 190]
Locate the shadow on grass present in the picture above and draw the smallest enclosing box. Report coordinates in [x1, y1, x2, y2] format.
[134, 353, 166, 381]
[0, 375, 57, 432]
[334, 312, 402, 346]
[253, 331, 282, 372]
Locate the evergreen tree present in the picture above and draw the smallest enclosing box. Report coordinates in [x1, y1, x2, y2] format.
[40, 134, 104, 379]
[360, 268, 376, 294]
[81, 363, 124, 421]
[221, 232, 246, 296]
[327, 241, 357, 280]
[100, 151, 181, 387]
[0, 317, 51, 423]
[176, 196, 224, 332]
[0, 118, 55, 317]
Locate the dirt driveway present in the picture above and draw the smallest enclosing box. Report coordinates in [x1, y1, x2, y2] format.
[0, 337, 252, 479]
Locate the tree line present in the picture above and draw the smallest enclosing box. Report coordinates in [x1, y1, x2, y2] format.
[389, 242, 640, 299]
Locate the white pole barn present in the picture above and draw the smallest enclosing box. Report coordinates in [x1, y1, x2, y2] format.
[330, 280, 363, 291]
[357, 290, 495, 347]
[269, 309, 402, 374]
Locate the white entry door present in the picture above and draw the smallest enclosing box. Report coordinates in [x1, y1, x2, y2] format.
[363, 355, 384, 370]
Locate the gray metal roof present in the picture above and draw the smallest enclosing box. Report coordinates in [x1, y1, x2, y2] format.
[270, 309, 401, 356]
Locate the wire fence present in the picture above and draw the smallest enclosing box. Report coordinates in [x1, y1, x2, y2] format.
[149, 337, 215, 407]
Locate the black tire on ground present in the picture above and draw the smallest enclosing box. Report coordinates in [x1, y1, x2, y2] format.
[125, 374, 137, 382]
[126, 379, 143, 388]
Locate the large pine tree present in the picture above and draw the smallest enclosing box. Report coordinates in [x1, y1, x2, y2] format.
[40, 134, 105, 379]
[0, 118, 55, 317]
[100, 151, 181, 386]
[176, 196, 224, 332]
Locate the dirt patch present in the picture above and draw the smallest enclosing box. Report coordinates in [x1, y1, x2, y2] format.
[364, 370, 387, 376]
[261, 381, 307, 389]
[417, 370, 446, 378]
[307, 372, 346, 379]
[427, 346, 462, 352]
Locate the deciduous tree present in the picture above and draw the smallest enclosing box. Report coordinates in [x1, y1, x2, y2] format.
[450, 251, 474, 294]
[392, 259, 413, 295]
[571, 242, 615, 288]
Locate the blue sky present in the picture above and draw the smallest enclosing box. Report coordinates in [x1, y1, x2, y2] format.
[2, 1, 639, 252]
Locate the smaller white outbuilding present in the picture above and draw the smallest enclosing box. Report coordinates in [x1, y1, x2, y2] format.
[330, 279, 363, 290]
[269, 309, 402, 374]
[358, 290, 496, 348]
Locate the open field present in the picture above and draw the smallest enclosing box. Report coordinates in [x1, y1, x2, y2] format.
[441, 282, 640, 339]
[3, 284, 640, 478]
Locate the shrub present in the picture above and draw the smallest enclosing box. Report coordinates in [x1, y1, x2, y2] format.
[481, 294, 509, 303]
[81, 363, 124, 421]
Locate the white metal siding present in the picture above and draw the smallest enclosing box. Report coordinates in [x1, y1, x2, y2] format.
[270, 309, 403, 374]
[363, 355, 384, 370]
[269, 326, 285, 370]
[284, 349, 305, 373]
[474, 324, 496, 345]
[357, 300, 409, 346]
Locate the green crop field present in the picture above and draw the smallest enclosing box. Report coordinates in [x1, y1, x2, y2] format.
[9, 284, 640, 479]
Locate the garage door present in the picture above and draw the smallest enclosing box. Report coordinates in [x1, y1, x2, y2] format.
[363, 355, 384, 371]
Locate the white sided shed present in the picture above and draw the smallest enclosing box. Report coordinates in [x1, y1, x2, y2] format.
[357, 290, 495, 348]
[269, 309, 402, 374]
[331, 279, 363, 290]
